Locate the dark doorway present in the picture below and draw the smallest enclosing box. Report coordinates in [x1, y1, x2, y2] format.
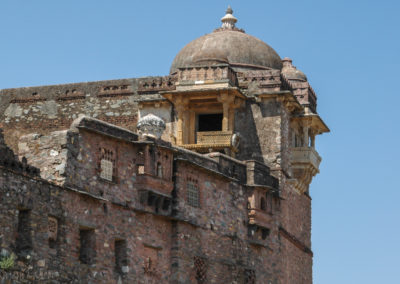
[197, 113, 223, 132]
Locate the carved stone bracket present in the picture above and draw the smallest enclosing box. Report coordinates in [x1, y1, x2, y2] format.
[290, 147, 321, 194]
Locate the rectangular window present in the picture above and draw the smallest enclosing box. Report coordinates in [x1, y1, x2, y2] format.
[137, 164, 145, 175]
[115, 240, 128, 274]
[156, 162, 163, 178]
[79, 228, 96, 264]
[197, 113, 223, 132]
[99, 147, 116, 181]
[16, 209, 32, 254]
[48, 216, 58, 248]
[100, 159, 113, 181]
[187, 182, 200, 208]
[194, 256, 207, 283]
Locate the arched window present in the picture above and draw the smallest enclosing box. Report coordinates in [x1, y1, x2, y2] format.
[260, 197, 266, 211]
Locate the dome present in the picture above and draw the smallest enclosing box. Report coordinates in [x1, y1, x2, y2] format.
[281, 57, 307, 81]
[170, 7, 282, 74]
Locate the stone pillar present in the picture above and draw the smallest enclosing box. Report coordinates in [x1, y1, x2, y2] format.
[176, 105, 184, 145]
[310, 131, 316, 148]
[303, 126, 309, 147]
[303, 125, 309, 147]
[228, 108, 235, 131]
[174, 96, 189, 146]
[218, 92, 234, 132]
[183, 108, 190, 144]
[222, 102, 229, 131]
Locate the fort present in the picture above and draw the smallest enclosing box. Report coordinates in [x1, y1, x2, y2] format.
[0, 7, 329, 284]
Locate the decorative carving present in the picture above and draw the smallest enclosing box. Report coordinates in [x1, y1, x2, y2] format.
[290, 147, 321, 193]
[177, 65, 237, 86]
[138, 76, 176, 94]
[231, 133, 241, 150]
[181, 130, 242, 155]
[98, 84, 133, 97]
[280, 61, 317, 113]
[197, 131, 232, 145]
[137, 114, 166, 139]
[57, 89, 85, 101]
[237, 69, 281, 90]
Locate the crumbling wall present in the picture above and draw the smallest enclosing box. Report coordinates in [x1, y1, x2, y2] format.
[18, 131, 68, 185]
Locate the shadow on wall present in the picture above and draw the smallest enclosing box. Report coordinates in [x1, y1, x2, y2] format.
[234, 101, 263, 162]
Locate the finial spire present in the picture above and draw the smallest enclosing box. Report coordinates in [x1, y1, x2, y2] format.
[221, 5, 237, 29]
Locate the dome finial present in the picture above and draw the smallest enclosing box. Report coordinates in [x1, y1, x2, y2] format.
[221, 5, 237, 29]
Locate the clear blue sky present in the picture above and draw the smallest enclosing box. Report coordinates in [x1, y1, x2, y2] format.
[1, 1, 399, 283]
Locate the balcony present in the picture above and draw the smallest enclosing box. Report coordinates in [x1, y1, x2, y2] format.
[181, 131, 236, 153]
[248, 208, 273, 228]
[290, 147, 321, 193]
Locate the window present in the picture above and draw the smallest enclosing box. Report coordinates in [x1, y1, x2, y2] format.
[187, 182, 200, 208]
[247, 225, 257, 238]
[137, 164, 145, 175]
[156, 162, 163, 178]
[79, 228, 96, 264]
[261, 228, 270, 240]
[100, 159, 113, 181]
[194, 256, 207, 283]
[197, 113, 223, 132]
[260, 197, 266, 211]
[48, 216, 58, 248]
[99, 147, 115, 181]
[115, 240, 128, 274]
[16, 209, 32, 254]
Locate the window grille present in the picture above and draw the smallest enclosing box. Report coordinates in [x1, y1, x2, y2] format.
[187, 182, 199, 207]
[100, 159, 113, 181]
[194, 256, 207, 283]
[99, 147, 115, 181]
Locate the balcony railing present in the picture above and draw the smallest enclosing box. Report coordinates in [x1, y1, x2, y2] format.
[181, 131, 234, 153]
[291, 147, 321, 170]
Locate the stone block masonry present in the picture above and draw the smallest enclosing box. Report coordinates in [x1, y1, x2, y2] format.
[0, 8, 329, 282]
[0, 117, 289, 283]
